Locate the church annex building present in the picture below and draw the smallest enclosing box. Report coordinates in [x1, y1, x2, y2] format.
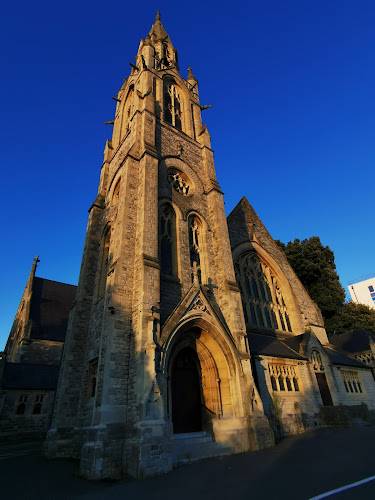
[1, 14, 375, 479]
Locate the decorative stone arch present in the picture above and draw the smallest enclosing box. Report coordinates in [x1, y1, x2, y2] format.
[307, 346, 334, 407]
[232, 241, 303, 335]
[159, 157, 204, 199]
[96, 223, 112, 301]
[111, 177, 121, 205]
[120, 84, 135, 139]
[107, 163, 124, 202]
[161, 315, 246, 432]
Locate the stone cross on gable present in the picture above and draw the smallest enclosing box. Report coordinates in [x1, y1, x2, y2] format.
[33, 255, 40, 266]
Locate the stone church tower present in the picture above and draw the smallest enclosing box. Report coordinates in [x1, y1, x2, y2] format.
[45, 14, 273, 478]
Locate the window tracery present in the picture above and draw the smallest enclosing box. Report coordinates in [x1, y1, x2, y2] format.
[164, 82, 182, 130]
[341, 370, 363, 394]
[356, 353, 374, 367]
[269, 365, 300, 392]
[235, 253, 291, 331]
[168, 171, 189, 195]
[311, 350, 324, 372]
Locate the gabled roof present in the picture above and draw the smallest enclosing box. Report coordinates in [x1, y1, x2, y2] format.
[329, 330, 375, 354]
[282, 333, 307, 356]
[30, 277, 76, 342]
[247, 332, 306, 360]
[324, 346, 369, 368]
[2, 362, 60, 389]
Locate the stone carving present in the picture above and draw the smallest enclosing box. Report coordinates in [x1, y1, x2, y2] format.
[145, 380, 163, 420]
[190, 296, 211, 315]
[168, 171, 189, 195]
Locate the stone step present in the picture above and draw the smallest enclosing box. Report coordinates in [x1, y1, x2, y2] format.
[173, 435, 212, 446]
[173, 431, 207, 440]
[172, 433, 234, 466]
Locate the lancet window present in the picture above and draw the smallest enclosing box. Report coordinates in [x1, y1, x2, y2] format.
[32, 394, 44, 415]
[97, 226, 111, 300]
[188, 215, 202, 283]
[269, 364, 300, 392]
[311, 350, 325, 372]
[159, 205, 176, 277]
[122, 86, 134, 136]
[112, 178, 121, 204]
[341, 371, 363, 394]
[164, 82, 182, 130]
[234, 252, 292, 332]
[16, 394, 28, 415]
[87, 359, 98, 400]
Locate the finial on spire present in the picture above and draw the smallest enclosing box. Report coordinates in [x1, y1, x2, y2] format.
[187, 67, 195, 79]
[155, 9, 161, 21]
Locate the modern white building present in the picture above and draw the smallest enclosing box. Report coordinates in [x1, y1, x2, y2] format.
[348, 275, 375, 309]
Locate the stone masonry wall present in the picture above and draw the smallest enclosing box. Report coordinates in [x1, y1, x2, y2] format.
[0, 389, 54, 441]
[227, 199, 323, 329]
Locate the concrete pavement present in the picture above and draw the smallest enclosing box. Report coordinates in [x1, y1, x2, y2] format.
[1, 426, 375, 499]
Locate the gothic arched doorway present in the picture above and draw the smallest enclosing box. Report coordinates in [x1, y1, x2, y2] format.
[171, 346, 202, 434]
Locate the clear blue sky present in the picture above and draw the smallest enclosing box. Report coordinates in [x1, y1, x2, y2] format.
[1, 0, 374, 349]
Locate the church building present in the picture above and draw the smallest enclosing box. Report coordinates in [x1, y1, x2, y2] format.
[4, 14, 374, 479]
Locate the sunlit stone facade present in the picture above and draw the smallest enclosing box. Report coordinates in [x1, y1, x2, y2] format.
[42, 14, 375, 479]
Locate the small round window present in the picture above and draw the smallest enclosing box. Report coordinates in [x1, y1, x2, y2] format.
[167, 169, 190, 195]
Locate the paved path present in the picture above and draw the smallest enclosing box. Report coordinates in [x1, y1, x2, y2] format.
[1, 426, 375, 499]
[0, 441, 41, 460]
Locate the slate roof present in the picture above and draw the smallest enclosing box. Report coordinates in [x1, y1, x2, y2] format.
[30, 277, 77, 342]
[282, 334, 305, 355]
[324, 346, 369, 369]
[329, 330, 375, 354]
[247, 332, 306, 360]
[2, 362, 60, 389]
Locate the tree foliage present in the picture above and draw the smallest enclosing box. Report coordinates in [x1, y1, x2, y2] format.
[275, 237, 346, 321]
[325, 302, 375, 335]
[276, 236, 375, 335]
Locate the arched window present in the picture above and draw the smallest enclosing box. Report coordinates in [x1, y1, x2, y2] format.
[188, 215, 203, 283]
[32, 394, 44, 415]
[97, 226, 111, 300]
[164, 81, 182, 130]
[112, 178, 121, 204]
[311, 350, 324, 372]
[269, 365, 300, 393]
[234, 252, 291, 332]
[16, 394, 28, 415]
[121, 86, 134, 137]
[159, 205, 176, 277]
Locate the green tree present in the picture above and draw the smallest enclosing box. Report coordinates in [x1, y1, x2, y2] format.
[325, 302, 375, 335]
[275, 237, 346, 321]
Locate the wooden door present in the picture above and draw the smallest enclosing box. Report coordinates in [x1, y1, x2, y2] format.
[171, 347, 202, 434]
[316, 372, 333, 406]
